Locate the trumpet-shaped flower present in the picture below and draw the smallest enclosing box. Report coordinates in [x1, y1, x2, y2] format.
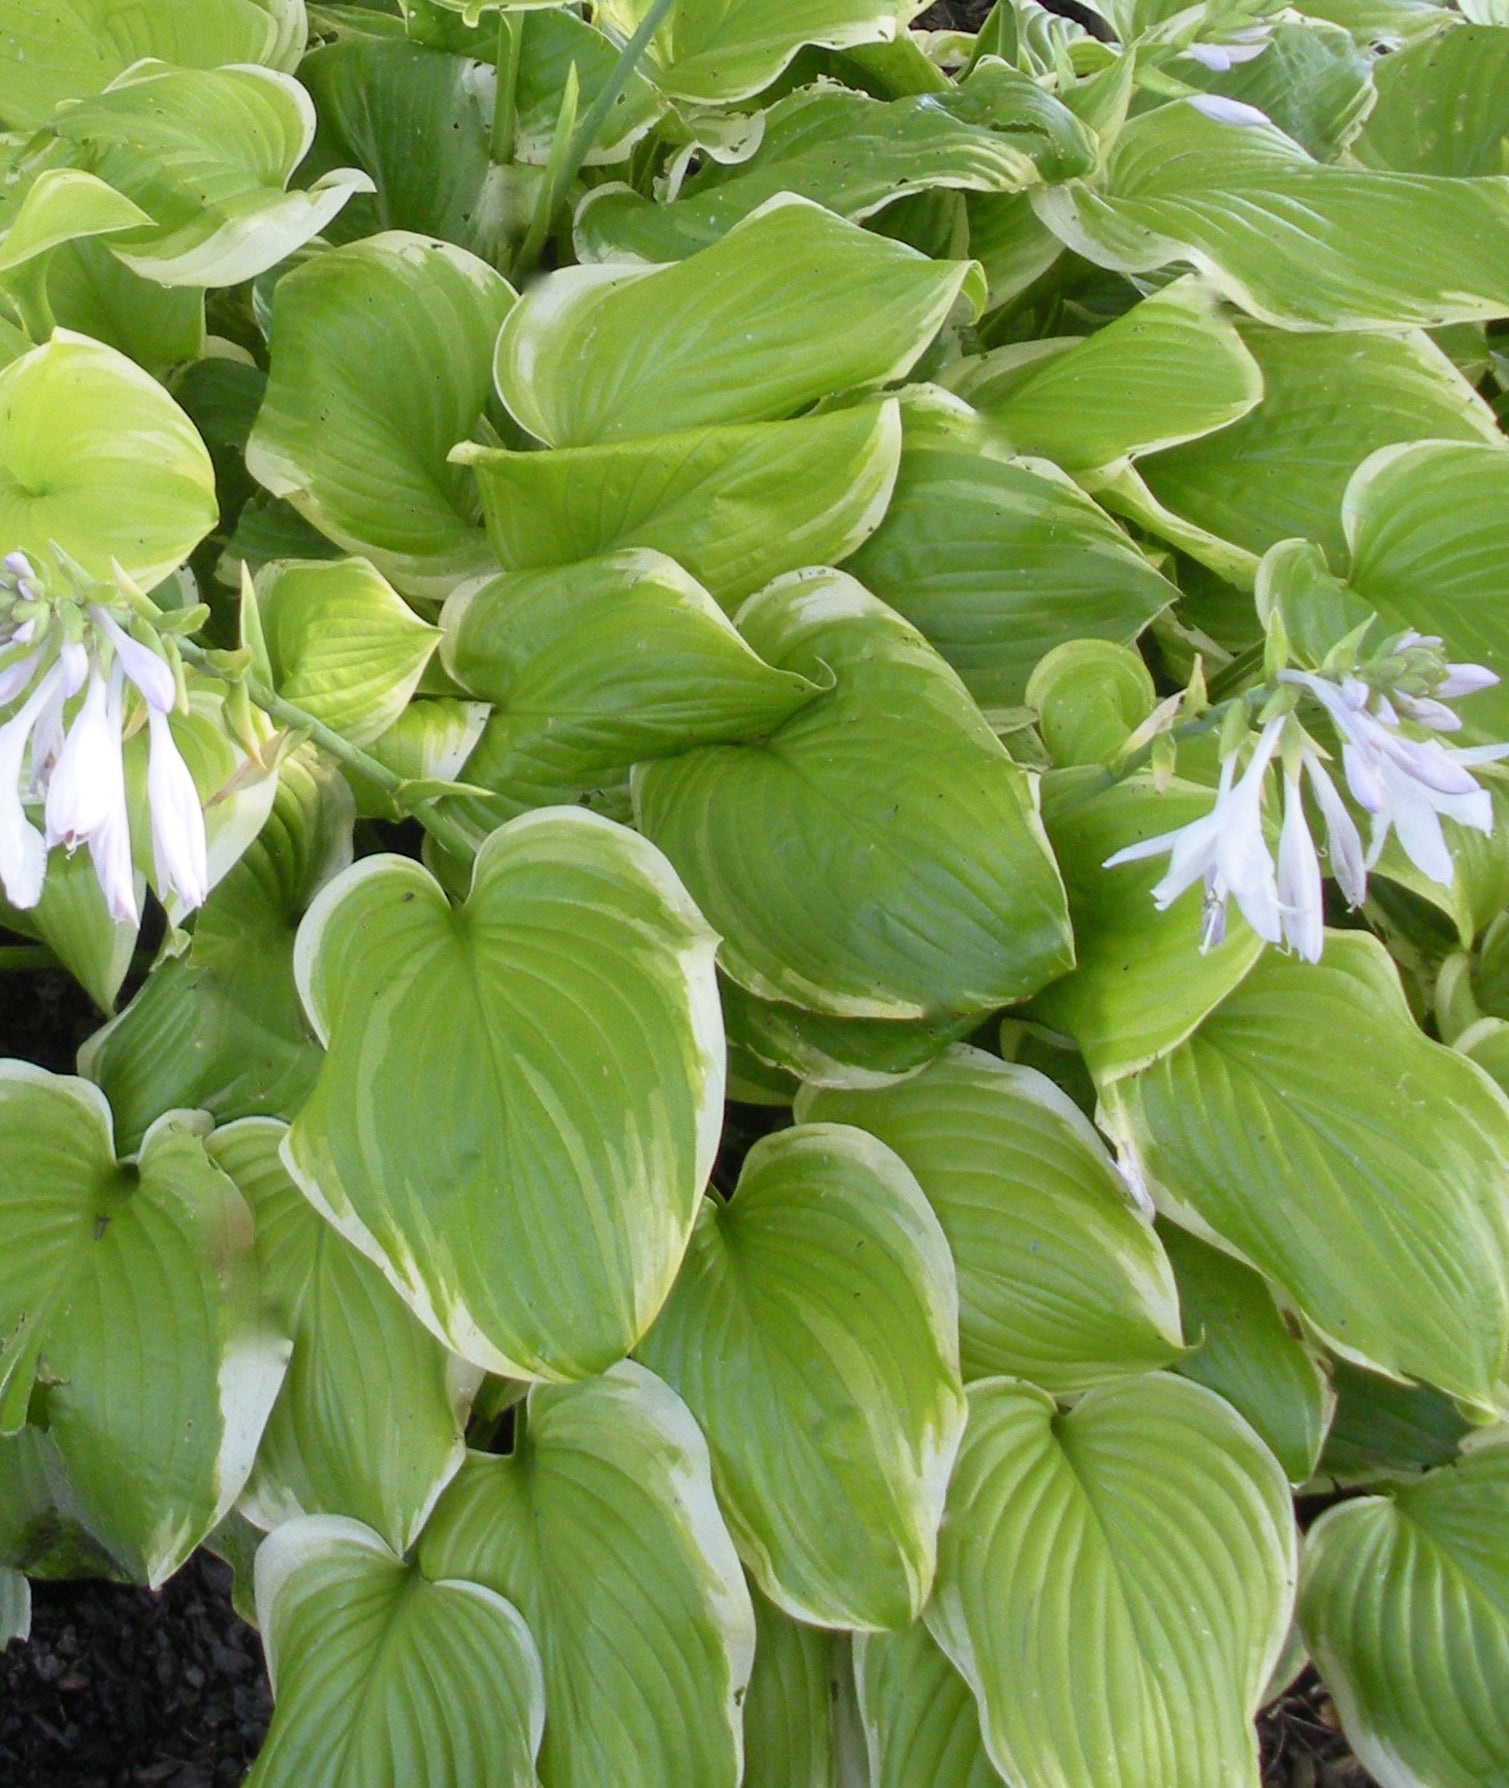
[147, 707, 208, 911]
[0, 661, 65, 910]
[1106, 717, 1285, 951]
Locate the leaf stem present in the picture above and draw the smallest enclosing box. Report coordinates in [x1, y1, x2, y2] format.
[489, 8, 523, 164]
[511, 0, 675, 275]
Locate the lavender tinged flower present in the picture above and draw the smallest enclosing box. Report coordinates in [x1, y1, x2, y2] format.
[92, 608, 176, 712]
[146, 707, 207, 911]
[87, 667, 137, 925]
[1304, 752, 1367, 909]
[43, 668, 119, 849]
[1277, 766, 1324, 963]
[1105, 718, 1285, 951]
[0, 661, 65, 910]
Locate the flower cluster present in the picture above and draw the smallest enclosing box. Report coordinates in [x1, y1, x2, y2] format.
[0, 551, 208, 924]
[1107, 634, 1508, 962]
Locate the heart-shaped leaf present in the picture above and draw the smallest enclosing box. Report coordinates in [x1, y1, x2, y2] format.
[210, 1119, 476, 1555]
[419, 1362, 755, 1788]
[1299, 1442, 1509, 1788]
[1355, 23, 1509, 175]
[456, 400, 901, 612]
[247, 1514, 545, 1788]
[928, 1374, 1296, 1788]
[855, 1618, 1002, 1788]
[494, 196, 983, 447]
[800, 1046, 1184, 1391]
[0, 328, 216, 585]
[638, 1123, 966, 1630]
[247, 231, 515, 598]
[1105, 934, 1509, 1413]
[635, 568, 1073, 1020]
[0, 1068, 288, 1584]
[284, 807, 724, 1381]
[53, 62, 371, 287]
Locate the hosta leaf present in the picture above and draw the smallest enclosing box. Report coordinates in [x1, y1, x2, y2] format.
[494, 197, 983, 447]
[1035, 98, 1509, 328]
[723, 978, 976, 1092]
[0, 167, 149, 273]
[84, 748, 349, 1151]
[1355, 24, 1509, 176]
[258, 557, 439, 748]
[955, 277, 1263, 473]
[0, 0, 306, 130]
[510, 7, 660, 165]
[457, 401, 901, 612]
[285, 808, 723, 1381]
[0, 844, 137, 1013]
[1343, 441, 1509, 739]
[0, 1424, 125, 1579]
[1182, 20, 1374, 163]
[843, 409, 1174, 710]
[637, 1123, 966, 1630]
[419, 1362, 755, 1788]
[210, 1120, 474, 1555]
[0, 1567, 27, 1644]
[0, 329, 215, 586]
[855, 1619, 1001, 1788]
[1137, 325, 1502, 574]
[1106, 934, 1509, 1413]
[439, 549, 823, 817]
[634, 568, 1073, 1020]
[1161, 1220, 1336, 1486]
[46, 236, 205, 376]
[575, 76, 1092, 262]
[248, 1515, 545, 1788]
[53, 62, 371, 288]
[1318, 1361, 1472, 1487]
[347, 696, 489, 822]
[1029, 769, 1267, 1083]
[928, 1375, 1296, 1788]
[1027, 638, 1157, 769]
[0, 1069, 287, 1584]
[1299, 1443, 1509, 1788]
[800, 1046, 1184, 1391]
[744, 1585, 837, 1788]
[595, 0, 910, 102]
[247, 231, 515, 599]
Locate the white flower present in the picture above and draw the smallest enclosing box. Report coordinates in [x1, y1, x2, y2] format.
[0, 660, 65, 911]
[92, 608, 176, 712]
[1105, 717, 1285, 951]
[146, 707, 208, 912]
[1277, 765, 1323, 963]
[42, 663, 138, 922]
[1304, 751, 1367, 909]
[85, 667, 137, 925]
[1438, 663, 1499, 700]
[1282, 670, 1508, 889]
[1187, 94, 1273, 128]
[1181, 37, 1268, 69]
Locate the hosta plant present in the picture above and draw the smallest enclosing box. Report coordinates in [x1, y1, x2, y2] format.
[2, 0, 1509, 1784]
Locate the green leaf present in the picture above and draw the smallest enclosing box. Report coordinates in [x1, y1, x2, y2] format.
[0, 167, 150, 273]
[53, 62, 371, 287]
[285, 809, 723, 1381]
[575, 75, 1093, 262]
[842, 407, 1174, 711]
[1355, 24, 1509, 176]
[0, 0, 307, 131]
[494, 196, 983, 447]
[345, 695, 489, 821]
[1036, 98, 1509, 328]
[744, 1584, 837, 1788]
[855, 1619, 1002, 1788]
[247, 231, 515, 599]
[1343, 441, 1509, 739]
[0, 328, 216, 585]
[1029, 769, 1267, 1083]
[928, 1374, 1296, 1788]
[209, 1119, 475, 1555]
[46, 236, 205, 376]
[1160, 1220, 1336, 1486]
[595, 0, 910, 102]
[1026, 638, 1156, 768]
[85, 748, 346, 1150]
[511, 7, 660, 166]
[0, 1069, 288, 1584]
[1181, 20, 1375, 164]
[456, 399, 901, 612]
[1299, 1443, 1509, 1788]
[954, 277, 1263, 473]
[723, 977, 976, 1091]
[638, 1123, 966, 1630]
[419, 1362, 755, 1788]
[1105, 934, 1509, 1414]
[258, 557, 439, 747]
[0, 843, 138, 1013]
[440, 548, 823, 818]
[800, 1046, 1184, 1391]
[1137, 325, 1503, 574]
[0, 1566, 28, 1644]
[1318, 1360, 1473, 1487]
[635, 568, 1074, 1020]
[247, 1514, 545, 1788]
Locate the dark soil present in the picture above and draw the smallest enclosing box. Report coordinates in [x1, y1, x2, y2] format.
[0, 1556, 270, 1788]
[1262, 1669, 1379, 1788]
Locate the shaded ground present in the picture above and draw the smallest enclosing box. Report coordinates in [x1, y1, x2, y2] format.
[0, 1558, 270, 1788]
[1262, 1670, 1378, 1788]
